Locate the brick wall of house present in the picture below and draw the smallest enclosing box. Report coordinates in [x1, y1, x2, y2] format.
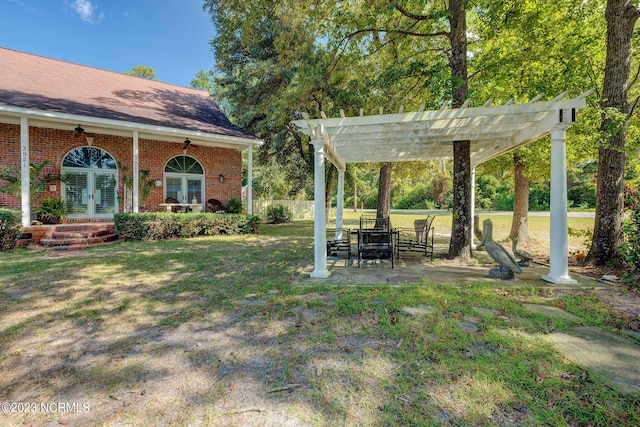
[0, 124, 243, 213]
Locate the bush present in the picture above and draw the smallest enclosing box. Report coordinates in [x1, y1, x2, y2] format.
[620, 204, 640, 290]
[114, 212, 259, 240]
[225, 197, 243, 214]
[394, 184, 431, 209]
[36, 197, 67, 223]
[266, 204, 293, 224]
[0, 208, 21, 251]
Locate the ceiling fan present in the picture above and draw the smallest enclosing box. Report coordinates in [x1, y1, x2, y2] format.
[182, 138, 198, 152]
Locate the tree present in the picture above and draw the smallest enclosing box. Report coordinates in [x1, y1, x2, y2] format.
[334, 0, 472, 260]
[124, 65, 158, 80]
[376, 163, 393, 220]
[190, 69, 215, 94]
[588, 0, 640, 264]
[471, 0, 606, 243]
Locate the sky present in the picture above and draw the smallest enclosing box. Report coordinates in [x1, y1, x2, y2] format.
[0, 0, 216, 88]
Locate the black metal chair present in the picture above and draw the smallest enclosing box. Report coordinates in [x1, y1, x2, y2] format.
[395, 215, 435, 260]
[326, 228, 351, 259]
[358, 216, 394, 268]
[206, 198, 226, 213]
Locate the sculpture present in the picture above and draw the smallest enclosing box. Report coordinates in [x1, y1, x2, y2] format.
[512, 238, 534, 266]
[482, 219, 522, 280]
[474, 214, 485, 251]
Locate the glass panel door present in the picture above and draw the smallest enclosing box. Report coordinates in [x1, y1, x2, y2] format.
[166, 177, 183, 202]
[94, 173, 116, 216]
[65, 172, 89, 216]
[187, 179, 203, 204]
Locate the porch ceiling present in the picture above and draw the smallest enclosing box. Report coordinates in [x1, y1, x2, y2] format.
[291, 91, 592, 169]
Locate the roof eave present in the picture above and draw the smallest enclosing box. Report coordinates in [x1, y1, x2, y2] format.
[0, 104, 263, 150]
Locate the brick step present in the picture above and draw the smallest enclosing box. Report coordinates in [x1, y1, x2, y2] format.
[53, 224, 115, 233]
[52, 229, 114, 239]
[37, 239, 122, 252]
[15, 239, 33, 248]
[40, 233, 119, 247]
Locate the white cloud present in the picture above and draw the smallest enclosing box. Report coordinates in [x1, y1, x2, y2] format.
[69, 0, 104, 24]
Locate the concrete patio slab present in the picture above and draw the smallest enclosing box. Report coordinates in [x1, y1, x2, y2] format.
[545, 326, 640, 394]
[523, 304, 584, 321]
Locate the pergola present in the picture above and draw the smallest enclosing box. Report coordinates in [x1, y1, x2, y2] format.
[291, 90, 593, 284]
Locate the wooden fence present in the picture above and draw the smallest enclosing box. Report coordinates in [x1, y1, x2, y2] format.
[247, 199, 315, 219]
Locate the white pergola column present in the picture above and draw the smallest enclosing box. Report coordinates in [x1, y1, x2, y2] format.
[470, 166, 476, 246]
[132, 130, 139, 213]
[335, 168, 345, 239]
[311, 141, 330, 278]
[20, 117, 30, 227]
[247, 146, 253, 214]
[542, 128, 577, 284]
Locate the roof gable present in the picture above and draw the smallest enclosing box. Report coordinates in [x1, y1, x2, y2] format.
[0, 48, 257, 141]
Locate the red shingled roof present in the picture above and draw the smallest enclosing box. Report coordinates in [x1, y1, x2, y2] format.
[0, 47, 257, 140]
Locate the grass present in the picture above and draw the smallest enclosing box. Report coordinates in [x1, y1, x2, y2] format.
[0, 218, 637, 426]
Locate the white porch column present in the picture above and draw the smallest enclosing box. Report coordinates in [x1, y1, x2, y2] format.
[247, 146, 253, 215]
[20, 117, 30, 227]
[132, 130, 139, 213]
[542, 128, 577, 284]
[470, 166, 476, 246]
[311, 141, 330, 278]
[335, 168, 345, 239]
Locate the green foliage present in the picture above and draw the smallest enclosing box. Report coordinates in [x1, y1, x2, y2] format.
[393, 183, 431, 209]
[0, 209, 21, 251]
[568, 226, 593, 251]
[123, 65, 158, 80]
[190, 69, 215, 94]
[114, 212, 259, 240]
[619, 203, 640, 290]
[265, 204, 293, 224]
[0, 160, 62, 206]
[36, 197, 67, 222]
[225, 197, 243, 214]
[115, 161, 155, 211]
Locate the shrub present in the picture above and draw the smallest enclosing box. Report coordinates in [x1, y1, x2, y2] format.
[225, 197, 243, 214]
[266, 204, 293, 224]
[0, 208, 21, 251]
[620, 204, 640, 290]
[394, 183, 431, 209]
[36, 197, 67, 223]
[114, 212, 259, 240]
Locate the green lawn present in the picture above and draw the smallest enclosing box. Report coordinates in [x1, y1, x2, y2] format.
[0, 219, 636, 426]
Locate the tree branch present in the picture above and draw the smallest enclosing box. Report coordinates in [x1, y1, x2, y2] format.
[344, 28, 449, 42]
[388, 0, 431, 21]
[629, 94, 640, 118]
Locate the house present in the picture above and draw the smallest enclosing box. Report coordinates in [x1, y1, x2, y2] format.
[0, 48, 261, 226]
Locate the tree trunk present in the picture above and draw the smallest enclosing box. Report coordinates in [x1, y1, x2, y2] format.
[587, 0, 639, 265]
[447, 0, 471, 261]
[353, 169, 358, 212]
[325, 167, 334, 224]
[448, 141, 472, 260]
[510, 152, 530, 242]
[376, 163, 392, 222]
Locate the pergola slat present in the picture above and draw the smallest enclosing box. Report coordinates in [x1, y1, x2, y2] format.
[291, 93, 591, 283]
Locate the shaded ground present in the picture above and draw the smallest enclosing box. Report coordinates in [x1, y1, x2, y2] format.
[0, 226, 638, 426]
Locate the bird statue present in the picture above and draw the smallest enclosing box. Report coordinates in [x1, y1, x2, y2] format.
[482, 219, 522, 280]
[474, 215, 485, 251]
[512, 238, 534, 267]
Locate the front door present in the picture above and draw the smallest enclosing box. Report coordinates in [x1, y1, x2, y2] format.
[62, 147, 118, 219]
[64, 171, 117, 219]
